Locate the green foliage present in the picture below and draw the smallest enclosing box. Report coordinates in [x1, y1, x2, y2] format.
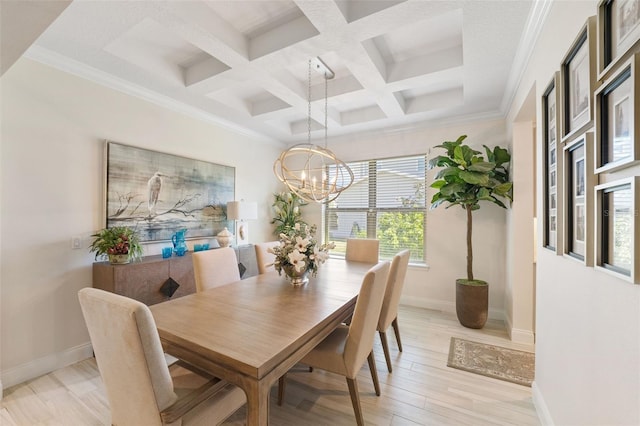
[271, 191, 308, 236]
[89, 226, 143, 261]
[376, 182, 425, 261]
[428, 135, 513, 281]
[377, 212, 424, 259]
[428, 135, 513, 212]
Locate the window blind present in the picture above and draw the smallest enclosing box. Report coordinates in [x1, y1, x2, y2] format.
[325, 154, 427, 263]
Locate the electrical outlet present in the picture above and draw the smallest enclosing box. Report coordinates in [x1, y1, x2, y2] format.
[71, 236, 82, 249]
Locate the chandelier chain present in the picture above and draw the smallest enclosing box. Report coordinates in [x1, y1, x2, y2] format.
[273, 57, 354, 204]
[308, 59, 311, 144]
[324, 69, 328, 148]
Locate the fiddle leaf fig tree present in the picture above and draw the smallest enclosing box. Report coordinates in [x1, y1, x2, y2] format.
[428, 135, 513, 282]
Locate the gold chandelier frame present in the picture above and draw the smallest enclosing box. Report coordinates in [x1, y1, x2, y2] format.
[273, 57, 354, 204]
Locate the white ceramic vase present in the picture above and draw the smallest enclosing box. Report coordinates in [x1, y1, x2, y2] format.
[216, 227, 233, 247]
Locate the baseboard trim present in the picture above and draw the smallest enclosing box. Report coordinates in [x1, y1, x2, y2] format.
[509, 327, 535, 344]
[399, 295, 505, 322]
[505, 315, 536, 344]
[1, 342, 93, 390]
[532, 381, 554, 425]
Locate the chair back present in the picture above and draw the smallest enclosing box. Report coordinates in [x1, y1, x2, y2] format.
[78, 288, 176, 426]
[343, 261, 390, 377]
[192, 247, 240, 292]
[255, 241, 280, 274]
[345, 238, 379, 263]
[378, 250, 410, 331]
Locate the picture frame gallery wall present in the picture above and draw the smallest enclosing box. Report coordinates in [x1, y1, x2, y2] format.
[541, 0, 640, 284]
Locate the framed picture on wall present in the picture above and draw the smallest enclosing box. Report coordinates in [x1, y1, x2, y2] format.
[561, 16, 597, 143]
[598, 0, 640, 78]
[563, 132, 595, 265]
[595, 176, 639, 283]
[105, 141, 235, 242]
[594, 53, 640, 173]
[542, 73, 563, 253]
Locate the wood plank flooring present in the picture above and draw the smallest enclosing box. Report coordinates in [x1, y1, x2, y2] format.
[1, 306, 539, 425]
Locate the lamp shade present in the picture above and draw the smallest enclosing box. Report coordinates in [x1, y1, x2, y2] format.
[227, 201, 257, 221]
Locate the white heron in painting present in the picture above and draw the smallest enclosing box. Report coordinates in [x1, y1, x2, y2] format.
[147, 172, 164, 216]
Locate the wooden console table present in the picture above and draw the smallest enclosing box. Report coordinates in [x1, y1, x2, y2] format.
[93, 245, 258, 305]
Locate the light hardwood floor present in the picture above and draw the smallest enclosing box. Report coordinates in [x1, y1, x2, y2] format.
[1, 306, 540, 425]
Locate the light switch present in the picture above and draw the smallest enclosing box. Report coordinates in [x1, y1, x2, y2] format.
[71, 236, 82, 249]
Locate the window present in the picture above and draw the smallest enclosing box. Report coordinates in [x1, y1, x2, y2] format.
[324, 154, 427, 263]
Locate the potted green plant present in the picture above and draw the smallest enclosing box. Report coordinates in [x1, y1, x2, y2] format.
[89, 226, 144, 264]
[271, 191, 308, 236]
[428, 135, 513, 329]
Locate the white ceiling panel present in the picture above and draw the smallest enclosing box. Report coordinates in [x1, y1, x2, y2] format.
[28, 0, 544, 144]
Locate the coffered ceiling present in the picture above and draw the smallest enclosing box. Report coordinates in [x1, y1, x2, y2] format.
[24, 0, 547, 143]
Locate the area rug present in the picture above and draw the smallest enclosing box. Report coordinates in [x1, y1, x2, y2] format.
[447, 337, 535, 387]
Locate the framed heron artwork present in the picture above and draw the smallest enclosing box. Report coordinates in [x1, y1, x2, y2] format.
[104, 141, 235, 242]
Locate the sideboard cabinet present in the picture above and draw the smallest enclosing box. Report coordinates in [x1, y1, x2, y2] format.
[93, 245, 258, 305]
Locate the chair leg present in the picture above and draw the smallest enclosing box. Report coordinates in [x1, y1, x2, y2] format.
[379, 331, 393, 373]
[346, 377, 365, 426]
[392, 317, 403, 352]
[367, 351, 381, 396]
[277, 374, 286, 406]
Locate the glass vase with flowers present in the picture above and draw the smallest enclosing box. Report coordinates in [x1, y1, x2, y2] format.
[269, 223, 334, 286]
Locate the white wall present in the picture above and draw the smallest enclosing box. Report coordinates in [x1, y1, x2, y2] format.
[508, 1, 640, 424]
[505, 119, 536, 344]
[0, 58, 284, 388]
[305, 119, 510, 318]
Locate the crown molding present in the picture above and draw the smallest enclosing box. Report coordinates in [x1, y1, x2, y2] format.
[500, 0, 554, 115]
[23, 45, 282, 146]
[316, 109, 506, 148]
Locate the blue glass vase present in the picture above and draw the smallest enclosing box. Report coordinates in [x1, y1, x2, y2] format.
[171, 229, 188, 256]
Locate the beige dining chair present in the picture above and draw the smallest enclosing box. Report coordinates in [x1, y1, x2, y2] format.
[278, 261, 391, 426]
[254, 241, 280, 274]
[192, 247, 240, 292]
[377, 249, 411, 373]
[345, 238, 379, 263]
[78, 287, 246, 426]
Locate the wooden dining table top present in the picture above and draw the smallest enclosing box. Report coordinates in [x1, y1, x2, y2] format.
[149, 258, 374, 382]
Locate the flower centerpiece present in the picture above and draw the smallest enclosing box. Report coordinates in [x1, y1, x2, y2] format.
[269, 223, 335, 286]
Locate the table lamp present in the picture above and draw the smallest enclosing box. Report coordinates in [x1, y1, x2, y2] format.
[227, 200, 257, 246]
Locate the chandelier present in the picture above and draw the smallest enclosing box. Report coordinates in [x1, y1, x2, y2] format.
[273, 57, 354, 204]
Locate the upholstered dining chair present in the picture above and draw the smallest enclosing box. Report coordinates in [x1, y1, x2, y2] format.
[278, 261, 391, 426]
[78, 287, 246, 426]
[192, 247, 240, 292]
[345, 238, 379, 263]
[254, 241, 280, 274]
[377, 249, 411, 372]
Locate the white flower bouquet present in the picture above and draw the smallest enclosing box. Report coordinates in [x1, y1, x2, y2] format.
[268, 223, 335, 278]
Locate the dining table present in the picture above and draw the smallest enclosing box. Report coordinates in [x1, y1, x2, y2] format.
[149, 258, 375, 426]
